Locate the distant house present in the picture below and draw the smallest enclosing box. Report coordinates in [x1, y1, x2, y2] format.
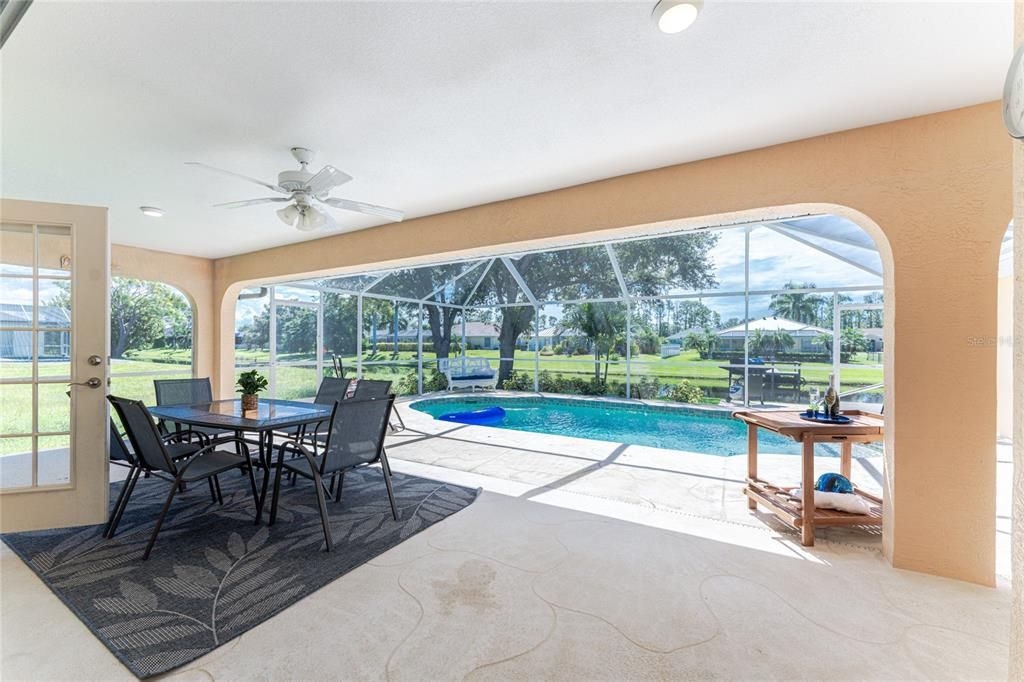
[716, 317, 830, 353]
[396, 321, 501, 350]
[665, 327, 707, 343]
[0, 303, 71, 360]
[531, 324, 586, 350]
[861, 327, 884, 352]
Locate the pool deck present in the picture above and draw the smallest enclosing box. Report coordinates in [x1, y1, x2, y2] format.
[391, 391, 888, 549]
[0, 391, 1012, 679]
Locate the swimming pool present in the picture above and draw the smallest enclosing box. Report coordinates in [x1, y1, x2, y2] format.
[410, 396, 852, 457]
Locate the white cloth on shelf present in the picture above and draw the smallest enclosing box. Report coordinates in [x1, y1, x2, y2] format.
[791, 489, 872, 514]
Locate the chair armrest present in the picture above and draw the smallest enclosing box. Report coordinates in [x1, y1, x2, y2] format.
[161, 430, 210, 446]
[175, 436, 252, 476]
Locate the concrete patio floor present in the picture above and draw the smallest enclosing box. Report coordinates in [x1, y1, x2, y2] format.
[0, 396, 1013, 680]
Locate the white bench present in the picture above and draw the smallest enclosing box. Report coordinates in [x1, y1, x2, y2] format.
[438, 357, 498, 392]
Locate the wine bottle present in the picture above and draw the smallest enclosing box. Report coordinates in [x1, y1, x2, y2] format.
[824, 374, 839, 419]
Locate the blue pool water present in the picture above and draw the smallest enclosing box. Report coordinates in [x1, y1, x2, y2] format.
[411, 397, 848, 457]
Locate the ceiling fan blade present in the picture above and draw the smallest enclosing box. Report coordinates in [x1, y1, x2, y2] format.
[321, 197, 404, 222]
[304, 165, 353, 196]
[320, 210, 340, 231]
[213, 197, 290, 208]
[185, 161, 287, 193]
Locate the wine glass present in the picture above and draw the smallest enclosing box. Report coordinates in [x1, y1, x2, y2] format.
[808, 387, 820, 413]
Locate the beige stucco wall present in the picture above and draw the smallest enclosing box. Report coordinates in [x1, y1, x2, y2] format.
[1010, 4, 1023, 678]
[998, 274, 1014, 442]
[110, 245, 214, 379]
[211, 101, 1010, 586]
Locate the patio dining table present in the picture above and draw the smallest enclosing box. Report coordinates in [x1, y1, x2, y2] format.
[148, 398, 334, 524]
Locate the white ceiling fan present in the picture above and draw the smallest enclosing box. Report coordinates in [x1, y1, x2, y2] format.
[186, 147, 404, 231]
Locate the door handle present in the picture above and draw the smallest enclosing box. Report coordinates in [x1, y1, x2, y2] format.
[69, 377, 102, 389]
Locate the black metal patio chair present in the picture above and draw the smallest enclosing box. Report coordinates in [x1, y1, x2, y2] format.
[269, 395, 399, 552]
[154, 377, 235, 441]
[351, 379, 405, 431]
[103, 416, 219, 538]
[108, 396, 260, 560]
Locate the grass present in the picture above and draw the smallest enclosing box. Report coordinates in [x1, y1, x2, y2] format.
[2, 345, 883, 456]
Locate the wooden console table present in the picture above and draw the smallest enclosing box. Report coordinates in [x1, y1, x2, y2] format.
[732, 409, 885, 546]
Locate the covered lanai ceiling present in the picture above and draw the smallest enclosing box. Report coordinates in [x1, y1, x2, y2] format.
[0, 1, 1011, 258]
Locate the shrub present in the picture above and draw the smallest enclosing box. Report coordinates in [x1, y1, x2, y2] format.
[396, 368, 448, 394]
[668, 380, 704, 404]
[632, 376, 661, 400]
[499, 371, 534, 391]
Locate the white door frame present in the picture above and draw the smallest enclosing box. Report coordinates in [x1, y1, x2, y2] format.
[0, 199, 109, 532]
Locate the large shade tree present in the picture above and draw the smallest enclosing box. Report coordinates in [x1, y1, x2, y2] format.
[481, 233, 720, 384]
[51, 278, 191, 359]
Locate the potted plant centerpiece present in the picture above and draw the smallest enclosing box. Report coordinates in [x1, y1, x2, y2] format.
[236, 369, 268, 411]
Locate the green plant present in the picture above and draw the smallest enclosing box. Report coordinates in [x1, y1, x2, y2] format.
[668, 380, 704, 404]
[633, 375, 661, 400]
[498, 371, 534, 391]
[236, 369, 268, 395]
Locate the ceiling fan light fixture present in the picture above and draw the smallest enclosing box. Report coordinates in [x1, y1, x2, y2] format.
[652, 0, 702, 34]
[296, 206, 327, 232]
[276, 204, 300, 226]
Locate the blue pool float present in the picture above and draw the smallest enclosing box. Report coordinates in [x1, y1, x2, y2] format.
[438, 406, 506, 426]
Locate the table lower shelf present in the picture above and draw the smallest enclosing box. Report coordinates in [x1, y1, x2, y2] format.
[745, 476, 883, 530]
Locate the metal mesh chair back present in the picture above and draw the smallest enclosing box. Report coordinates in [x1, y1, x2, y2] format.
[314, 377, 351, 404]
[352, 379, 392, 399]
[109, 419, 133, 463]
[320, 395, 394, 474]
[108, 396, 175, 473]
[154, 378, 213, 406]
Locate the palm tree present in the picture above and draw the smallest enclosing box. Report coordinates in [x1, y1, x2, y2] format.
[769, 282, 825, 324]
[565, 302, 625, 380]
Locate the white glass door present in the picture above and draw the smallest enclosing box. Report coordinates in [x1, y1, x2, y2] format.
[0, 199, 109, 531]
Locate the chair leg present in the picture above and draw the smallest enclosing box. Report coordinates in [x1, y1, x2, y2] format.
[243, 463, 260, 521]
[213, 475, 224, 505]
[269, 445, 286, 525]
[105, 466, 140, 538]
[207, 478, 218, 503]
[379, 453, 399, 521]
[333, 471, 345, 503]
[143, 480, 180, 561]
[312, 471, 333, 551]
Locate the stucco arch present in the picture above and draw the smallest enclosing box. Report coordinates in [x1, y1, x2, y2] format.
[209, 102, 1009, 585]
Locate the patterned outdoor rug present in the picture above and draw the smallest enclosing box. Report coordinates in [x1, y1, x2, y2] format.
[2, 467, 479, 679]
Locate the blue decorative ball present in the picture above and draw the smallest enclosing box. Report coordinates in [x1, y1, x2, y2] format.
[815, 472, 853, 494]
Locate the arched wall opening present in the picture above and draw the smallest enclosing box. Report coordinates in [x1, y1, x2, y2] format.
[210, 102, 1008, 585]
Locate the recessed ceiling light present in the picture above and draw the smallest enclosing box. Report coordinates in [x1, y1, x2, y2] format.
[139, 206, 165, 217]
[653, 0, 703, 34]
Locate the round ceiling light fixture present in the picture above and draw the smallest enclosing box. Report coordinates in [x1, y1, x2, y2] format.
[652, 0, 703, 34]
[139, 206, 165, 217]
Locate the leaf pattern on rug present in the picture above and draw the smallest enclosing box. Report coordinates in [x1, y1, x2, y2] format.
[1, 467, 478, 679]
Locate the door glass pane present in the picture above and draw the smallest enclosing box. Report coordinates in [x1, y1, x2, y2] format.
[0, 224, 33, 276]
[36, 225, 71, 277]
[0, 437, 33, 489]
[1, 383, 32, 434]
[0, 332, 33, 380]
[0, 277, 34, 328]
[38, 383, 71, 433]
[37, 279, 71, 328]
[37, 434, 70, 486]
